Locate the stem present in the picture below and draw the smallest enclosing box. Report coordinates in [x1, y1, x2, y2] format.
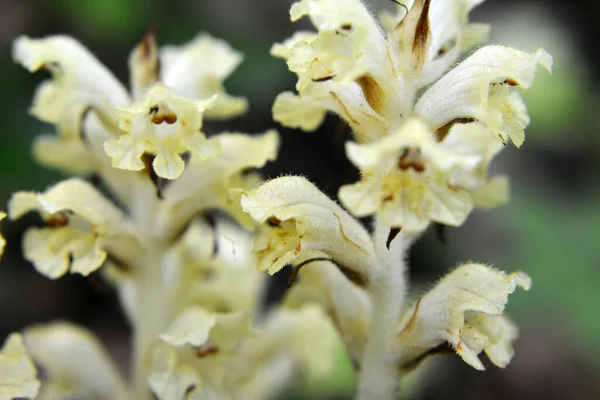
[356, 216, 408, 400]
[132, 242, 166, 400]
[130, 179, 167, 400]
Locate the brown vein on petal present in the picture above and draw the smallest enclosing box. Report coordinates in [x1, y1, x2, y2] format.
[397, 297, 422, 338]
[356, 74, 386, 115]
[330, 91, 360, 125]
[195, 344, 219, 358]
[398, 147, 425, 172]
[287, 257, 334, 288]
[333, 212, 368, 255]
[411, 0, 431, 69]
[397, 342, 454, 372]
[435, 117, 476, 142]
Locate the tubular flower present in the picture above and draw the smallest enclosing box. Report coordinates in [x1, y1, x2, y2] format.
[13, 31, 248, 179]
[0, 333, 40, 400]
[339, 118, 481, 232]
[235, 176, 378, 285]
[8, 178, 140, 279]
[272, 0, 551, 230]
[395, 264, 531, 371]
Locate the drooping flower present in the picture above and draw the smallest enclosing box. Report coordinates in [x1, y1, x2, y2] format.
[0, 333, 40, 400]
[8, 178, 140, 279]
[13, 31, 248, 180]
[395, 263, 531, 371]
[235, 175, 378, 284]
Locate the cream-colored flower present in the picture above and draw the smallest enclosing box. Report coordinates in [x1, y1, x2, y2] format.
[0, 212, 6, 258]
[339, 119, 481, 232]
[0, 333, 40, 400]
[395, 263, 530, 371]
[23, 322, 129, 400]
[8, 178, 139, 279]
[13, 32, 248, 179]
[235, 176, 378, 284]
[104, 84, 219, 179]
[274, 0, 551, 145]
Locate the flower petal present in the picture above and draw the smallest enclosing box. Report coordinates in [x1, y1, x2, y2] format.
[160, 33, 248, 120]
[24, 322, 129, 400]
[396, 263, 530, 371]
[272, 91, 327, 131]
[0, 333, 40, 400]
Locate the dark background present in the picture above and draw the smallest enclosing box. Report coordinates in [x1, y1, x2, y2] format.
[1, 0, 599, 398]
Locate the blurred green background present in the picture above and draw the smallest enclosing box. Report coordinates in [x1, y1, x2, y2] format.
[1, 0, 600, 399]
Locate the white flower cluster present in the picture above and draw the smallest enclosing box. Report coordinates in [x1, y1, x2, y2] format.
[0, 1, 551, 399]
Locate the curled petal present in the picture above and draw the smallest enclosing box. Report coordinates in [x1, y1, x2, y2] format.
[396, 263, 530, 371]
[160, 33, 248, 120]
[237, 176, 377, 286]
[0, 333, 40, 400]
[148, 343, 202, 400]
[415, 46, 552, 145]
[270, 31, 317, 60]
[24, 322, 129, 400]
[12, 35, 129, 107]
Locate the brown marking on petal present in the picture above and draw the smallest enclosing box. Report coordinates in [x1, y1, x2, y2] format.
[140, 26, 157, 60]
[46, 212, 70, 227]
[287, 257, 334, 288]
[341, 23, 353, 31]
[386, 227, 402, 250]
[397, 298, 422, 338]
[356, 74, 386, 115]
[195, 344, 219, 358]
[388, 0, 409, 13]
[141, 152, 164, 199]
[337, 264, 369, 287]
[332, 212, 368, 255]
[435, 117, 476, 142]
[106, 252, 132, 273]
[397, 342, 454, 372]
[506, 78, 518, 86]
[382, 194, 394, 203]
[267, 216, 282, 227]
[398, 146, 425, 172]
[411, 0, 432, 69]
[331, 91, 360, 125]
[312, 74, 336, 82]
[456, 342, 463, 352]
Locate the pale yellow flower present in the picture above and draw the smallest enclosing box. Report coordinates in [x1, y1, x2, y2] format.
[8, 178, 140, 279]
[235, 175, 377, 282]
[13, 32, 248, 179]
[23, 322, 129, 400]
[395, 263, 530, 371]
[0, 333, 40, 400]
[339, 118, 481, 232]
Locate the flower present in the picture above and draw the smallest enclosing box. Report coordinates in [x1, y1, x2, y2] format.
[395, 263, 531, 371]
[13, 31, 248, 180]
[272, 0, 551, 230]
[0, 333, 40, 400]
[8, 178, 140, 279]
[234, 176, 378, 284]
[338, 118, 482, 232]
